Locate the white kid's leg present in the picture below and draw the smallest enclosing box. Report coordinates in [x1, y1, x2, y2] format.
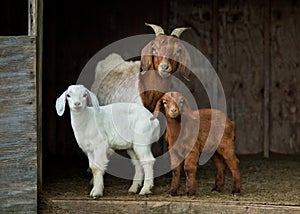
[127, 150, 144, 193]
[90, 168, 104, 198]
[89, 148, 108, 198]
[139, 160, 155, 195]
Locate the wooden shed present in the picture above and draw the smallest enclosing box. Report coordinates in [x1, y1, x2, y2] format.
[0, 0, 299, 213]
[0, 0, 41, 212]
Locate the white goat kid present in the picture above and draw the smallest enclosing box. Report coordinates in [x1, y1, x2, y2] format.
[55, 85, 160, 198]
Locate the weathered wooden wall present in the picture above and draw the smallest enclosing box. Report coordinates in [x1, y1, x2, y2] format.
[217, 0, 265, 154]
[270, 0, 300, 154]
[169, 0, 300, 154]
[0, 36, 37, 212]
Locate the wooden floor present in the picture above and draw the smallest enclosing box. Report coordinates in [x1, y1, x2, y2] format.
[39, 154, 300, 213]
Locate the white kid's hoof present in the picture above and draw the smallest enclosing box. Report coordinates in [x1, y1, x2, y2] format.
[139, 188, 152, 195]
[90, 187, 103, 198]
[128, 184, 140, 194]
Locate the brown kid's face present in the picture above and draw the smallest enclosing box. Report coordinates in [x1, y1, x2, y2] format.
[162, 92, 185, 119]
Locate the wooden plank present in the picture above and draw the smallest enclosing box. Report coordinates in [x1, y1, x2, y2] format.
[270, 0, 300, 154]
[263, 0, 271, 158]
[212, 0, 219, 108]
[217, 0, 265, 154]
[51, 199, 300, 214]
[212, 0, 218, 72]
[169, 0, 213, 109]
[37, 0, 43, 192]
[28, 0, 37, 36]
[0, 36, 37, 212]
[161, 0, 169, 30]
[169, 0, 213, 61]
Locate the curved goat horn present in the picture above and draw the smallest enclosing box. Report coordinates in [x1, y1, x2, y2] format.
[171, 27, 191, 37]
[145, 23, 165, 36]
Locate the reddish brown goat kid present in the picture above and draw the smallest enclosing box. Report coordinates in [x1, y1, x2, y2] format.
[151, 92, 241, 196]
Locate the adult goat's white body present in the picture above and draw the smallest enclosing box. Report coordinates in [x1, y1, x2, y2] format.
[56, 85, 159, 198]
[91, 24, 191, 113]
[91, 53, 143, 105]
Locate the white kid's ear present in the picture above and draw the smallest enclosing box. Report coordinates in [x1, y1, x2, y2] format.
[86, 89, 100, 112]
[55, 91, 67, 116]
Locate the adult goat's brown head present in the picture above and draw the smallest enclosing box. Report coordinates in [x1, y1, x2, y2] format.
[141, 23, 191, 81]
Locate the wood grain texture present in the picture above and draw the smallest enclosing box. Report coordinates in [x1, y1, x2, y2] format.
[169, 0, 213, 109]
[270, 0, 300, 154]
[169, 0, 266, 154]
[212, 0, 265, 154]
[51, 199, 300, 214]
[169, 0, 300, 155]
[0, 36, 37, 212]
[29, 0, 37, 36]
[263, 0, 271, 158]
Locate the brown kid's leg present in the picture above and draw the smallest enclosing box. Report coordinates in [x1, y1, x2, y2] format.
[169, 163, 182, 196]
[184, 151, 199, 196]
[211, 153, 227, 192]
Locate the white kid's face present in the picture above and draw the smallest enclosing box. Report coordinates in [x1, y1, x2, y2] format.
[66, 86, 88, 112]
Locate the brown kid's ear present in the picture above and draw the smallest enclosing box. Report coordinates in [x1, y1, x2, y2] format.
[182, 97, 197, 120]
[150, 97, 163, 120]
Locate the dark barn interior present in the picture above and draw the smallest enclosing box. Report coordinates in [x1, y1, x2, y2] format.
[42, 0, 300, 163]
[40, 0, 300, 212]
[42, 0, 168, 166]
[0, 0, 299, 212]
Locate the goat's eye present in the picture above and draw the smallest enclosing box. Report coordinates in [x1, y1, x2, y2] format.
[176, 48, 182, 55]
[180, 99, 184, 106]
[83, 93, 88, 98]
[66, 94, 71, 98]
[152, 47, 157, 54]
[163, 100, 167, 105]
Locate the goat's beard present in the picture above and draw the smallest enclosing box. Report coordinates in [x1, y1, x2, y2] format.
[158, 70, 171, 78]
[71, 106, 83, 112]
[167, 111, 181, 119]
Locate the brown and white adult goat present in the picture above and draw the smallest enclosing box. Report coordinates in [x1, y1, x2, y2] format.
[138, 23, 191, 112]
[91, 23, 191, 112]
[151, 92, 241, 196]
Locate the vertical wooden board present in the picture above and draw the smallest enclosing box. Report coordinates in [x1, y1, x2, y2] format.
[169, 0, 213, 60]
[270, 0, 300, 154]
[218, 0, 265, 154]
[0, 36, 37, 212]
[28, 0, 37, 36]
[169, 0, 213, 109]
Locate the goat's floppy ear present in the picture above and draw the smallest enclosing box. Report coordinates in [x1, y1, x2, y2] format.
[181, 97, 197, 120]
[141, 41, 154, 72]
[86, 89, 100, 112]
[177, 48, 191, 82]
[150, 97, 163, 120]
[55, 91, 67, 116]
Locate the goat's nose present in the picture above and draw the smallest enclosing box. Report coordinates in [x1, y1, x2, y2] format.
[160, 64, 169, 71]
[171, 108, 177, 113]
[74, 102, 81, 106]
